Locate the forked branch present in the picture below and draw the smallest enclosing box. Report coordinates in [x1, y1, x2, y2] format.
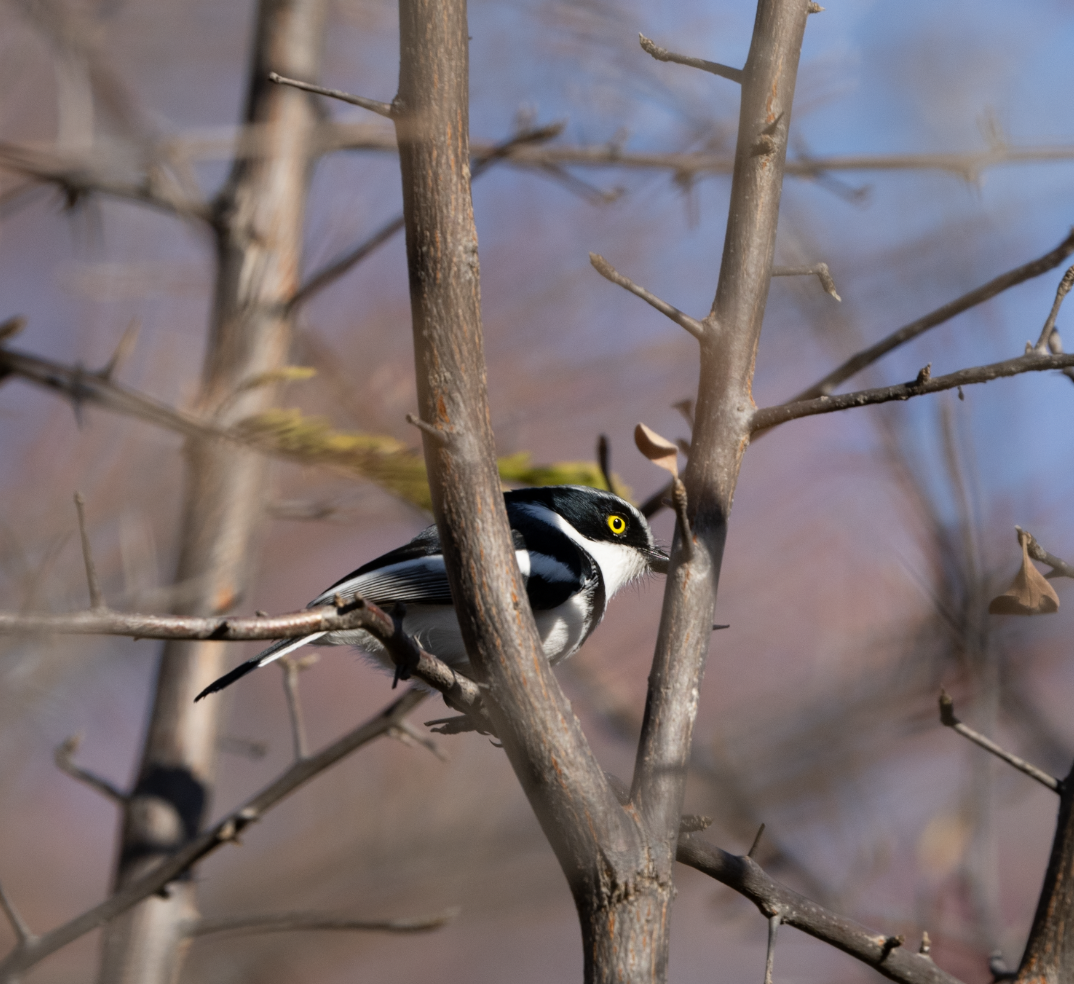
[0, 690, 428, 981]
[677, 835, 964, 984]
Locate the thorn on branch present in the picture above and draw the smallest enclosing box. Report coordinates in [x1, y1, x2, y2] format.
[914, 363, 932, 387]
[597, 434, 615, 495]
[771, 263, 841, 301]
[98, 320, 139, 382]
[54, 734, 128, 803]
[918, 931, 931, 956]
[938, 689, 1060, 791]
[267, 72, 394, 118]
[73, 493, 105, 610]
[405, 412, 451, 446]
[807, 2, 824, 12]
[638, 33, 744, 84]
[589, 253, 707, 340]
[0, 880, 33, 945]
[748, 822, 766, 859]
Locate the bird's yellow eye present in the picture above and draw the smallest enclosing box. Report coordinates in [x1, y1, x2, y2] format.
[607, 514, 627, 535]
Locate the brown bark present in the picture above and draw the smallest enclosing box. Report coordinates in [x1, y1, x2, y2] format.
[393, 1, 809, 982]
[95, 2, 326, 981]
[1016, 764, 1074, 984]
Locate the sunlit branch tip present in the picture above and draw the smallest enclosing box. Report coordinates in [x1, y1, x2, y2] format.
[638, 34, 744, 84]
[771, 263, 841, 301]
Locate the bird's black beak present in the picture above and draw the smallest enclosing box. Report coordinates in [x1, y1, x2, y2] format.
[648, 547, 670, 575]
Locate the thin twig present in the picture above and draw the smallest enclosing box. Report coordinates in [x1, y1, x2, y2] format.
[771, 263, 841, 301]
[186, 907, 459, 938]
[788, 229, 1074, 402]
[389, 720, 447, 762]
[764, 913, 781, 984]
[54, 735, 128, 804]
[0, 690, 427, 980]
[287, 123, 564, 311]
[1033, 264, 1074, 352]
[597, 435, 616, 495]
[72, 493, 104, 610]
[589, 253, 707, 339]
[279, 659, 308, 761]
[0, 882, 32, 945]
[267, 72, 393, 118]
[938, 691, 1059, 791]
[751, 351, 1074, 432]
[1017, 526, 1074, 579]
[638, 34, 743, 84]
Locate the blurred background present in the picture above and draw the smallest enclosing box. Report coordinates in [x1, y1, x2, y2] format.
[1, 0, 1073, 981]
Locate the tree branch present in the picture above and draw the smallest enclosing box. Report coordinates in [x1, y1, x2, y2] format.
[268, 71, 394, 118]
[0, 883, 32, 947]
[185, 907, 458, 938]
[0, 690, 427, 982]
[1017, 527, 1074, 580]
[1032, 263, 1074, 353]
[54, 735, 128, 804]
[938, 691, 1059, 792]
[788, 229, 1074, 402]
[638, 33, 743, 83]
[771, 263, 841, 301]
[752, 352, 1074, 432]
[676, 835, 965, 984]
[589, 252, 707, 339]
[287, 122, 564, 312]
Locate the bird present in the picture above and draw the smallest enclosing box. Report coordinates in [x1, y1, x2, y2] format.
[195, 485, 667, 701]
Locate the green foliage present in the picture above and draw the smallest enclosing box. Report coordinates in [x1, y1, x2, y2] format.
[236, 410, 632, 510]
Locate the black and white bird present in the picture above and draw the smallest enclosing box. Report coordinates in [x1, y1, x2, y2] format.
[195, 485, 667, 701]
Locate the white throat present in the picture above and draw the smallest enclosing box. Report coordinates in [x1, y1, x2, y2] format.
[515, 502, 650, 598]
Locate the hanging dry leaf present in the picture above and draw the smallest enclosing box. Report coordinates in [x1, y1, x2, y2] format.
[634, 423, 679, 478]
[988, 533, 1060, 615]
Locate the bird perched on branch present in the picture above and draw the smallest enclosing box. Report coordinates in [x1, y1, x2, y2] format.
[196, 485, 668, 700]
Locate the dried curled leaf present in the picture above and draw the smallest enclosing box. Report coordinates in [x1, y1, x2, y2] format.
[634, 423, 679, 478]
[989, 533, 1060, 615]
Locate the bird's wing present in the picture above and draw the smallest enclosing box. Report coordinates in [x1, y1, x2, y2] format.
[311, 524, 453, 607]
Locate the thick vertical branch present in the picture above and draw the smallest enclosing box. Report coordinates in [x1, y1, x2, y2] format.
[631, 0, 809, 889]
[392, 3, 655, 983]
[1016, 763, 1074, 984]
[96, 3, 326, 982]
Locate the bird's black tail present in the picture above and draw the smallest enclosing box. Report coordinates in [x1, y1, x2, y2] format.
[194, 631, 326, 701]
